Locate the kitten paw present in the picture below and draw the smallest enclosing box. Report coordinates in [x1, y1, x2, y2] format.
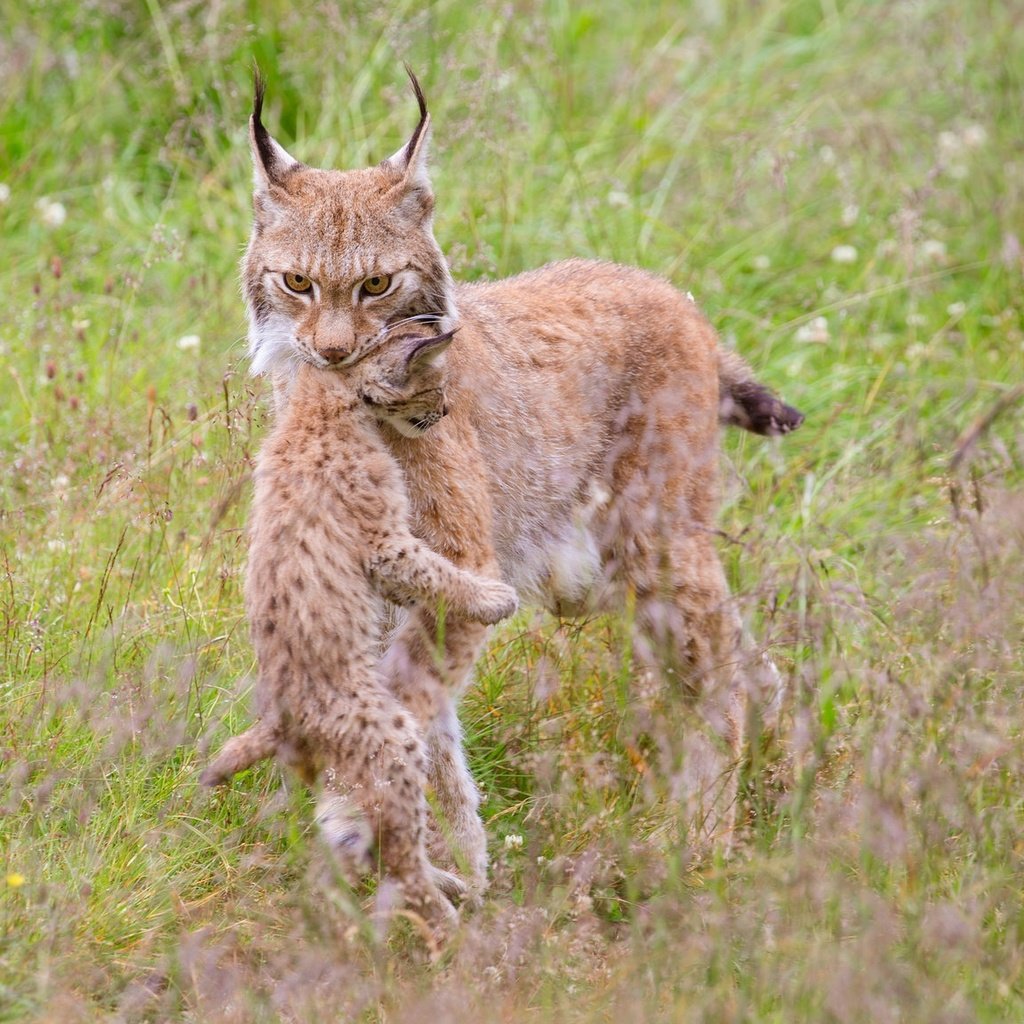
[470, 579, 519, 624]
[315, 793, 374, 879]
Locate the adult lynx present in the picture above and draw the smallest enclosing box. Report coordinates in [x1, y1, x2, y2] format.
[202, 329, 517, 937]
[242, 72, 802, 887]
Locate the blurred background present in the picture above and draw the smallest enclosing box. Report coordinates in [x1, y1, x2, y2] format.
[1, 1, 1022, 1020]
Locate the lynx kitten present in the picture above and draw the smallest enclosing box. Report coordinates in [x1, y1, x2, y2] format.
[201, 328, 517, 938]
[242, 71, 803, 887]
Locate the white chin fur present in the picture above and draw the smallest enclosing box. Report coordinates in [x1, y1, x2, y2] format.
[247, 313, 300, 377]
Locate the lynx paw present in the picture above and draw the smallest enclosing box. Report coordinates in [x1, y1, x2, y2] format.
[428, 864, 469, 904]
[468, 579, 519, 624]
[198, 763, 228, 788]
[315, 793, 374, 879]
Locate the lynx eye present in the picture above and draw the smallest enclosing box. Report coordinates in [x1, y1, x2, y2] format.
[361, 274, 391, 297]
[283, 272, 312, 294]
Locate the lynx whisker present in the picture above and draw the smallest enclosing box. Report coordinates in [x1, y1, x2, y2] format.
[250, 325, 301, 377]
[380, 313, 445, 337]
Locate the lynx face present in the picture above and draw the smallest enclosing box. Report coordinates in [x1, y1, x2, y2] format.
[243, 75, 456, 377]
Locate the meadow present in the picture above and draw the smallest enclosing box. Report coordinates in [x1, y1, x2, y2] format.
[1, 0, 1022, 1019]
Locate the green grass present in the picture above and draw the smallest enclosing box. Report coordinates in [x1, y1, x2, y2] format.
[2, 0, 1023, 1019]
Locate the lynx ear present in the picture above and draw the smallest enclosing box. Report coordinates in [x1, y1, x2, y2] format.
[406, 328, 456, 369]
[383, 66, 433, 209]
[250, 70, 300, 191]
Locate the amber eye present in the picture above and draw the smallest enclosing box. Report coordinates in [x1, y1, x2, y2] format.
[362, 274, 391, 297]
[283, 272, 312, 294]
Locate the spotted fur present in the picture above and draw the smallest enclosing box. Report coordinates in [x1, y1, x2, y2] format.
[202, 330, 517, 942]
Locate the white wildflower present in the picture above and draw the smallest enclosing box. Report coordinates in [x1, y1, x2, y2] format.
[607, 189, 631, 208]
[795, 316, 830, 344]
[176, 334, 201, 352]
[47, 538, 68, 553]
[830, 244, 858, 264]
[36, 198, 67, 228]
[841, 203, 859, 227]
[937, 130, 963, 159]
[62, 49, 80, 79]
[906, 313, 928, 327]
[52, 475, 71, 501]
[920, 239, 947, 262]
[752, 254, 771, 271]
[503, 833, 524, 851]
[0, 183, 10, 204]
[947, 301, 966, 317]
[818, 144, 836, 165]
[962, 123, 988, 149]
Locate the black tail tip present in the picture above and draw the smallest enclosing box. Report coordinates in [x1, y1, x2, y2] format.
[721, 385, 805, 436]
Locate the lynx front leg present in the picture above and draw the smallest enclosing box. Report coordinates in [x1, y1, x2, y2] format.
[379, 611, 492, 891]
[369, 538, 518, 625]
[423, 695, 488, 896]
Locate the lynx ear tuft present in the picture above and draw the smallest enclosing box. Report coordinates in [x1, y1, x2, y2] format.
[384, 65, 433, 200]
[250, 68, 300, 191]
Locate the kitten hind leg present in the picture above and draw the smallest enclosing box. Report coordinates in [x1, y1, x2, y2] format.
[200, 719, 278, 787]
[316, 689, 459, 942]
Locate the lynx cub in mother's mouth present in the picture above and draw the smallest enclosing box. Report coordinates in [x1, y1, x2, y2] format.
[242, 69, 803, 887]
[201, 328, 517, 939]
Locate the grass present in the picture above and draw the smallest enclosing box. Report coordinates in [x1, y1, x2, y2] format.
[1, 0, 1023, 1019]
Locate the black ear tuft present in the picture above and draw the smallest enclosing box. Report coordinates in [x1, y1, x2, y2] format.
[252, 64, 266, 125]
[251, 66, 281, 183]
[401, 63, 429, 165]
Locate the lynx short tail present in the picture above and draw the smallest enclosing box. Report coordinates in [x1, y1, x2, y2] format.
[718, 348, 805, 436]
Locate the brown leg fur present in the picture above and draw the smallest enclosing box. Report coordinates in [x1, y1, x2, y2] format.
[200, 720, 280, 788]
[379, 611, 492, 891]
[306, 674, 459, 939]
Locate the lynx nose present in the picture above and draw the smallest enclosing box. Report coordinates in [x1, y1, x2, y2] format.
[320, 347, 348, 365]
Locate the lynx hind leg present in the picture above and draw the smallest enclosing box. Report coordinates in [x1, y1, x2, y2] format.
[314, 688, 458, 940]
[200, 720, 278, 787]
[380, 614, 492, 894]
[315, 788, 374, 880]
[635, 534, 749, 852]
[370, 538, 518, 624]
